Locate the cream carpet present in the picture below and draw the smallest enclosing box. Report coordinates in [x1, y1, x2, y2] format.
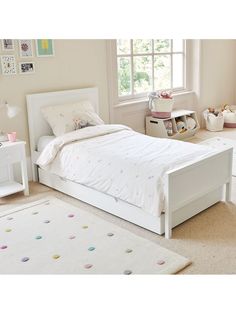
[1, 181, 236, 274]
[0, 196, 190, 274]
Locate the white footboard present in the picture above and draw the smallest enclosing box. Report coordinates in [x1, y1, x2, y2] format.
[165, 148, 233, 238]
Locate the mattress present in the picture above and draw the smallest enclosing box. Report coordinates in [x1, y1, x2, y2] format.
[37, 124, 215, 217]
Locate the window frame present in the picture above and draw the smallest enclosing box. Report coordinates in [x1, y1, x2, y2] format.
[116, 39, 186, 102]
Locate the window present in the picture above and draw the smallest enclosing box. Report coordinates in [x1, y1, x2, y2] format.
[116, 39, 186, 100]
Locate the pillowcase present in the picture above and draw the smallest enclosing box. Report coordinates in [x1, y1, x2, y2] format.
[41, 100, 104, 136]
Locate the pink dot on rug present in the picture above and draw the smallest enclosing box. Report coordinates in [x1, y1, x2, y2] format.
[0, 245, 7, 250]
[68, 214, 74, 218]
[84, 264, 93, 269]
[69, 236, 76, 240]
[157, 260, 165, 265]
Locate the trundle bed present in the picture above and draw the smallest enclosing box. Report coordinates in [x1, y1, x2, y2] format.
[26, 87, 233, 238]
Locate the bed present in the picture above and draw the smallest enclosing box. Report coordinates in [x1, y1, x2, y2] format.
[26, 87, 233, 238]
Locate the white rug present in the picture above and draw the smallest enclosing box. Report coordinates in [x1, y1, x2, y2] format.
[200, 137, 236, 176]
[0, 197, 190, 274]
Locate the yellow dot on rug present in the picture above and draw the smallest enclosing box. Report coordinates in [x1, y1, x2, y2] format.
[52, 254, 60, 259]
[5, 229, 12, 232]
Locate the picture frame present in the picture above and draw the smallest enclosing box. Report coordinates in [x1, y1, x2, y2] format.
[19, 40, 33, 58]
[1, 39, 14, 51]
[0, 55, 17, 75]
[19, 62, 35, 74]
[35, 39, 54, 57]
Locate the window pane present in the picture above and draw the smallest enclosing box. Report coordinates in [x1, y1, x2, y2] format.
[133, 39, 152, 54]
[133, 56, 152, 94]
[173, 39, 183, 52]
[117, 39, 130, 55]
[154, 39, 171, 53]
[154, 55, 171, 90]
[173, 54, 183, 88]
[117, 57, 131, 96]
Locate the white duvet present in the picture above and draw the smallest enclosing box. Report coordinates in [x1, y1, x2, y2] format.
[37, 124, 214, 217]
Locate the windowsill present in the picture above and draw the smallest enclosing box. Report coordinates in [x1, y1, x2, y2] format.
[114, 90, 195, 108]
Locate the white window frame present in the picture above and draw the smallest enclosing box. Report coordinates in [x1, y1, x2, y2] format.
[107, 39, 190, 107]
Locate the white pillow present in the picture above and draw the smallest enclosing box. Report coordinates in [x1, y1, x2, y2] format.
[41, 100, 104, 136]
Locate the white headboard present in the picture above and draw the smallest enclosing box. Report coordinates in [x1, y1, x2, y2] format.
[26, 87, 99, 154]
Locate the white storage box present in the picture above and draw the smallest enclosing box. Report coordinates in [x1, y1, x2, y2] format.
[203, 111, 224, 132]
[223, 111, 236, 128]
[151, 98, 174, 118]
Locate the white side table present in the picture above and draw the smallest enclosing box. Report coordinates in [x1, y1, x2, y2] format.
[0, 141, 29, 197]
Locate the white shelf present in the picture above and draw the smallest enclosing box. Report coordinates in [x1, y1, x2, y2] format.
[146, 110, 200, 140]
[0, 181, 24, 198]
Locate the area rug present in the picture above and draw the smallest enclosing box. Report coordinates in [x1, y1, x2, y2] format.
[0, 197, 190, 274]
[200, 136, 236, 176]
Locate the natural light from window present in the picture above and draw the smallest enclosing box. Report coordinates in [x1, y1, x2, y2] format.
[116, 39, 185, 99]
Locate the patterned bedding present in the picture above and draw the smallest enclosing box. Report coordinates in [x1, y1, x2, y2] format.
[37, 124, 214, 217]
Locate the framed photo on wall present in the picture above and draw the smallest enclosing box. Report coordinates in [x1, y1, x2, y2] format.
[0, 55, 17, 75]
[19, 62, 35, 74]
[19, 40, 33, 57]
[1, 39, 14, 51]
[36, 39, 54, 57]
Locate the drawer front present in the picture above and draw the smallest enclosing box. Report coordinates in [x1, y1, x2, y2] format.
[0, 145, 23, 166]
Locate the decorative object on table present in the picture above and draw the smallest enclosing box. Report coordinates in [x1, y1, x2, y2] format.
[203, 107, 224, 132]
[0, 197, 191, 274]
[176, 118, 187, 133]
[221, 104, 236, 128]
[19, 62, 35, 74]
[1, 39, 14, 51]
[7, 132, 17, 142]
[0, 101, 21, 142]
[148, 90, 174, 119]
[0, 55, 17, 75]
[36, 39, 54, 57]
[18, 40, 33, 58]
[200, 136, 236, 176]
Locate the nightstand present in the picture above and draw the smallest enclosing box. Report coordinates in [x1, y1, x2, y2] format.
[0, 141, 29, 197]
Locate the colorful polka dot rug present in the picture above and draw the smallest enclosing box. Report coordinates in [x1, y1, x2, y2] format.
[0, 197, 190, 274]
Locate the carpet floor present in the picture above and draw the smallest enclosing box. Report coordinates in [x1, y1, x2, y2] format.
[0, 179, 236, 274]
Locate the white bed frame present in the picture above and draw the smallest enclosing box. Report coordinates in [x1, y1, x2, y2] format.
[26, 87, 233, 239]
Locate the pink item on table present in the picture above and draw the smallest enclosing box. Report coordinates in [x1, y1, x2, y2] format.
[7, 132, 17, 142]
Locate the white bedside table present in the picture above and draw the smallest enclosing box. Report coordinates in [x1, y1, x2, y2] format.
[0, 141, 29, 197]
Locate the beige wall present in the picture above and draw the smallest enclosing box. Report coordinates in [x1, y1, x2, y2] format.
[199, 39, 236, 113]
[0, 40, 109, 155]
[1, 39, 236, 156]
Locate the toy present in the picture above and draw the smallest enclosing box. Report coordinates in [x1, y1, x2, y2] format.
[176, 119, 187, 133]
[164, 120, 173, 136]
[186, 116, 196, 130]
[73, 118, 92, 130]
[207, 107, 221, 116]
[222, 104, 233, 113]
